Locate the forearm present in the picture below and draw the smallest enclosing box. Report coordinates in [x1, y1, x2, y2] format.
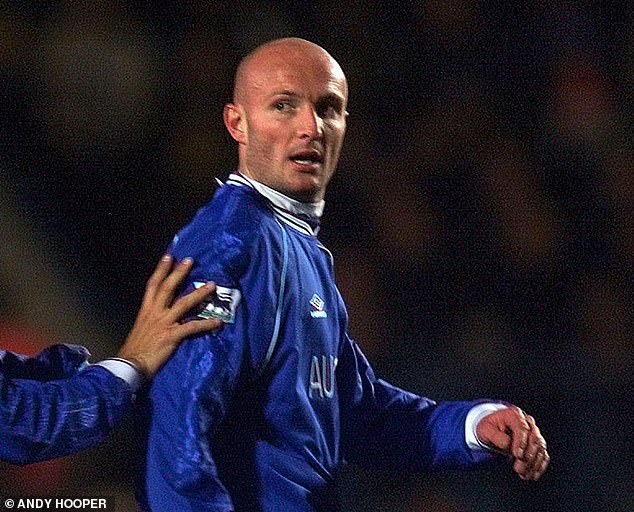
[339, 338, 499, 472]
[342, 382, 495, 471]
[0, 366, 132, 464]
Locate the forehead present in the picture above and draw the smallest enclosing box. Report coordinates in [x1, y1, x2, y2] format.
[244, 46, 347, 103]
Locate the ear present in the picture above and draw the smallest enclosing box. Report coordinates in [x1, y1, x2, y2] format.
[224, 103, 247, 144]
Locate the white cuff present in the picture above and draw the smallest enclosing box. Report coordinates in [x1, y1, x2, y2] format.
[94, 358, 143, 393]
[465, 403, 508, 450]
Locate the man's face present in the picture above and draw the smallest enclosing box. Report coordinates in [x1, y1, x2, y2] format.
[228, 45, 348, 202]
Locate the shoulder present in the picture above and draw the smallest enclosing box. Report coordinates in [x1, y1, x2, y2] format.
[169, 184, 277, 282]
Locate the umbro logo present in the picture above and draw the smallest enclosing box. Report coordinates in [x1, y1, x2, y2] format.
[309, 293, 327, 318]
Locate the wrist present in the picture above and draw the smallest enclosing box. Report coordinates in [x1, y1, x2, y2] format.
[465, 402, 509, 450]
[112, 353, 151, 380]
[94, 357, 145, 393]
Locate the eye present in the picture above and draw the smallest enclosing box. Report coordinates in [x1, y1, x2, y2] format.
[317, 104, 338, 119]
[316, 97, 344, 119]
[273, 100, 294, 112]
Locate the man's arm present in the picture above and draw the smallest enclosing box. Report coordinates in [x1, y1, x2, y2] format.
[339, 336, 549, 479]
[0, 255, 221, 464]
[338, 336, 495, 472]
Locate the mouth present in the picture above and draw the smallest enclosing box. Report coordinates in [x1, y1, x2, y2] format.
[289, 149, 324, 169]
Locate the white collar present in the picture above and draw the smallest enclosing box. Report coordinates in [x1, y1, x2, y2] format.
[224, 173, 324, 235]
[231, 173, 324, 217]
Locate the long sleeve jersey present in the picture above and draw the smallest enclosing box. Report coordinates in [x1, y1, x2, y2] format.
[0, 344, 133, 464]
[138, 174, 497, 512]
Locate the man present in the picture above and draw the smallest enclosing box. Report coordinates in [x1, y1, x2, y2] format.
[139, 38, 549, 511]
[0, 255, 220, 464]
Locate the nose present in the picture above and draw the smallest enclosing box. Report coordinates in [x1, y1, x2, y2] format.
[297, 105, 323, 140]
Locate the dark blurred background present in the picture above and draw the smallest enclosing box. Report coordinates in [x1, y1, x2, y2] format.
[1, 1, 633, 510]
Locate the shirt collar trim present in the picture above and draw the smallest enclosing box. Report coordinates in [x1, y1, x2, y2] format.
[225, 173, 323, 236]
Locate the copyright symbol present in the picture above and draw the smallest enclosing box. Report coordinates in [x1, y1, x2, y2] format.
[4, 499, 14, 509]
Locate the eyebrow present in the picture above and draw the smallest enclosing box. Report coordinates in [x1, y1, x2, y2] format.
[270, 90, 299, 98]
[320, 92, 345, 106]
[270, 90, 345, 108]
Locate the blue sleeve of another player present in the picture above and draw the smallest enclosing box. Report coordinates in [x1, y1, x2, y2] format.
[0, 344, 91, 380]
[338, 336, 497, 472]
[0, 364, 132, 464]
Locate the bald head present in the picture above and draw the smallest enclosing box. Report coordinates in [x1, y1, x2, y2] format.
[233, 38, 348, 105]
[223, 37, 348, 202]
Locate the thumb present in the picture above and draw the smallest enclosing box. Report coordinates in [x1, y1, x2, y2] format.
[477, 408, 529, 459]
[477, 422, 512, 454]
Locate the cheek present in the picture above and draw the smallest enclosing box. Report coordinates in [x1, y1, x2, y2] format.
[250, 123, 287, 154]
[247, 134, 283, 170]
[326, 121, 346, 144]
[327, 130, 346, 157]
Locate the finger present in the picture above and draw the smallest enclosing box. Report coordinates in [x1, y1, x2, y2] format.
[143, 255, 174, 304]
[522, 446, 544, 476]
[515, 415, 549, 480]
[523, 416, 547, 462]
[518, 446, 548, 481]
[177, 318, 223, 338]
[170, 282, 216, 319]
[527, 448, 548, 480]
[155, 257, 194, 306]
[532, 450, 550, 480]
[507, 409, 530, 459]
[524, 444, 548, 476]
[513, 458, 530, 479]
[479, 427, 512, 454]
